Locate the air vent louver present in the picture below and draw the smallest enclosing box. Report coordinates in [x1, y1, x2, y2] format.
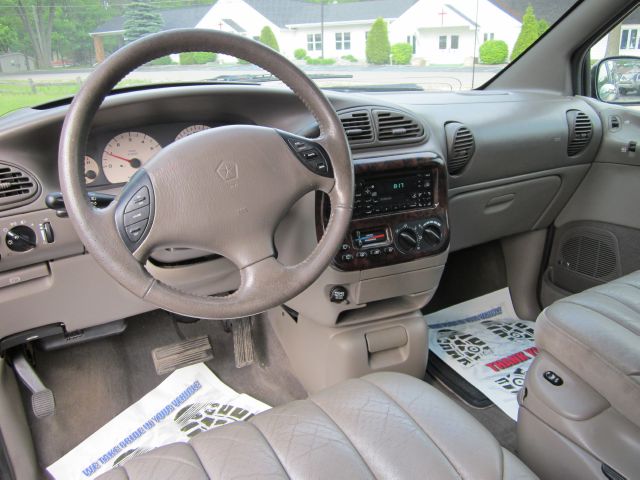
[445, 122, 475, 175]
[0, 162, 38, 210]
[339, 109, 374, 145]
[375, 109, 424, 142]
[567, 110, 593, 156]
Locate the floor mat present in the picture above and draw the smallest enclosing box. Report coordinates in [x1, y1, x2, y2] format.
[47, 363, 270, 480]
[25, 311, 306, 472]
[425, 288, 538, 420]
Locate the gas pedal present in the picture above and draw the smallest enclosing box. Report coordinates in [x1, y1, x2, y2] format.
[152, 335, 213, 375]
[232, 317, 255, 368]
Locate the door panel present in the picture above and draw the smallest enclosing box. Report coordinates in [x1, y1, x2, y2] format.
[542, 103, 640, 306]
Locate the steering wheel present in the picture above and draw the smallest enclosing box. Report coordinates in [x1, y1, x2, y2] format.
[59, 29, 353, 319]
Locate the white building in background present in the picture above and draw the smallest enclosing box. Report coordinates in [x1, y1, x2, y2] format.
[92, 0, 573, 65]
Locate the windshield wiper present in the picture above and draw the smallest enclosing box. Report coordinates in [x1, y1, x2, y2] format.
[209, 73, 353, 83]
[324, 83, 424, 93]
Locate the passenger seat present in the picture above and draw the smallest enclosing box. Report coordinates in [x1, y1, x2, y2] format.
[100, 372, 535, 479]
[518, 271, 640, 480]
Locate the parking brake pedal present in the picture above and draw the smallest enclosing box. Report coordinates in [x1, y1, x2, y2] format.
[232, 317, 255, 368]
[12, 352, 55, 418]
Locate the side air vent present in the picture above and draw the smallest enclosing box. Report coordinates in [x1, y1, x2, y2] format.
[558, 230, 619, 280]
[0, 162, 39, 211]
[567, 110, 593, 156]
[374, 109, 425, 143]
[445, 122, 475, 175]
[339, 109, 374, 145]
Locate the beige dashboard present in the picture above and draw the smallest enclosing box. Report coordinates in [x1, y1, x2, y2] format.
[0, 84, 600, 346]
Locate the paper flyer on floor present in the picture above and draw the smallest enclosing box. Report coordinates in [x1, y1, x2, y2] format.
[425, 288, 537, 420]
[47, 363, 270, 480]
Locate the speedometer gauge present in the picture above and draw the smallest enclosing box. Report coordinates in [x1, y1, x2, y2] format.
[175, 124, 210, 141]
[84, 156, 99, 185]
[101, 132, 161, 184]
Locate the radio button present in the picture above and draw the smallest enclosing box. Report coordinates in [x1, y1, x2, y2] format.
[356, 251, 368, 259]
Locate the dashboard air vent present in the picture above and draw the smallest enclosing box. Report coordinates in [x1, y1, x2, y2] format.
[339, 109, 374, 145]
[567, 110, 593, 156]
[0, 162, 39, 210]
[445, 122, 475, 175]
[374, 109, 424, 143]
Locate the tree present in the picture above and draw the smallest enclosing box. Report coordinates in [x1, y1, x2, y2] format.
[390, 43, 412, 65]
[259, 26, 279, 52]
[511, 5, 543, 61]
[124, 0, 164, 44]
[9, 0, 57, 68]
[479, 39, 508, 64]
[52, 1, 113, 65]
[0, 23, 17, 53]
[537, 19, 549, 36]
[366, 17, 390, 65]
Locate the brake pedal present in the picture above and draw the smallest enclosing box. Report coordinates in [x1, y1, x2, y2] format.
[12, 352, 55, 418]
[152, 335, 213, 375]
[232, 317, 255, 368]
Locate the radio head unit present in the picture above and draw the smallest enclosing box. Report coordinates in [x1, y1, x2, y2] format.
[316, 152, 449, 271]
[354, 169, 434, 218]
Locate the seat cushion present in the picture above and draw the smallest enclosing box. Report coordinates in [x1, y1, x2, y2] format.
[99, 372, 534, 479]
[536, 270, 640, 426]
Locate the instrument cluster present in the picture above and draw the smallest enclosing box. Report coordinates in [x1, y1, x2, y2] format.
[84, 123, 215, 186]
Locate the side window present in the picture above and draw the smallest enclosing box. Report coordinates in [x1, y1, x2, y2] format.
[590, 6, 640, 105]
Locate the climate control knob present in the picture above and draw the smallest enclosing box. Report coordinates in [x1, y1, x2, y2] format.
[422, 223, 443, 247]
[396, 228, 419, 253]
[5, 225, 36, 252]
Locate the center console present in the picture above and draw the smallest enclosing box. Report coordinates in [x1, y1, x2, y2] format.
[317, 152, 449, 270]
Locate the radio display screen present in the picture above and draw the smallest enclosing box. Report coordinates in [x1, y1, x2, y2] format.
[374, 175, 414, 200]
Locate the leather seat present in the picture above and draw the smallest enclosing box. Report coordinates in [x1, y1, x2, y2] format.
[100, 372, 534, 479]
[519, 271, 640, 480]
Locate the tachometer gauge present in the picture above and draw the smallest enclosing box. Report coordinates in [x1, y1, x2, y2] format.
[175, 124, 210, 141]
[101, 132, 161, 184]
[84, 155, 99, 185]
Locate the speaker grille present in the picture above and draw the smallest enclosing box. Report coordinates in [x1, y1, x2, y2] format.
[559, 231, 619, 280]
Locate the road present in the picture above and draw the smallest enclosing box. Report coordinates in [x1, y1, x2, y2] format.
[0, 63, 503, 91]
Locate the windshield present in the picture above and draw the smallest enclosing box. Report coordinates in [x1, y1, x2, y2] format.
[0, 0, 580, 115]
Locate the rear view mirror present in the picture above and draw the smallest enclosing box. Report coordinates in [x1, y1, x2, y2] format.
[594, 56, 640, 104]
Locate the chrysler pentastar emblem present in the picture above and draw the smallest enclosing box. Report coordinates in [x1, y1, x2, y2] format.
[216, 161, 238, 181]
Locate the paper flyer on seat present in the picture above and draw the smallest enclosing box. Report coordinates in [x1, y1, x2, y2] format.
[425, 288, 537, 420]
[47, 363, 270, 480]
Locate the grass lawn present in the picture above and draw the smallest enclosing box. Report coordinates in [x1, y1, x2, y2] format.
[0, 79, 150, 116]
[0, 83, 81, 116]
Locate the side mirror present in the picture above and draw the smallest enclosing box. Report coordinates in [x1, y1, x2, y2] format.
[593, 55, 640, 104]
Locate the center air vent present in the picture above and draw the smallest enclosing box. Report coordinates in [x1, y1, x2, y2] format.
[339, 109, 374, 145]
[374, 109, 424, 143]
[0, 162, 39, 211]
[445, 122, 475, 175]
[567, 110, 593, 156]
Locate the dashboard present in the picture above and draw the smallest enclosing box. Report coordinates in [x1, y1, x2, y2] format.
[0, 84, 602, 339]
